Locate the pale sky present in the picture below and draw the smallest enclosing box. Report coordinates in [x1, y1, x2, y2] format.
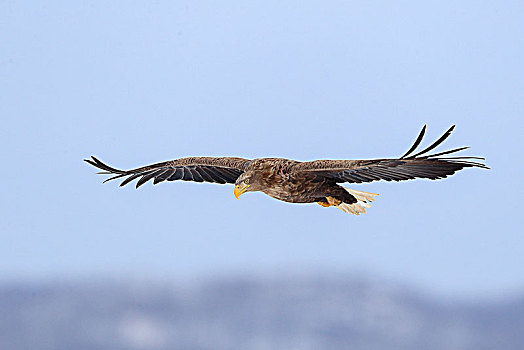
[1, 1, 523, 299]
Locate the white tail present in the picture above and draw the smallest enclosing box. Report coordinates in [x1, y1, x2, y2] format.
[337, 188, 379, 215]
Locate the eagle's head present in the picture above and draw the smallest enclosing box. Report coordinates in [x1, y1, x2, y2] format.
[234, 170, 263, 199]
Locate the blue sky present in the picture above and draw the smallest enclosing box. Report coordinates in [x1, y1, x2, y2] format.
[1, 1, 522, 299]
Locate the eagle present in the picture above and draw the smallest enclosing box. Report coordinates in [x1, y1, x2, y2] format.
[85, 125, 488, 215]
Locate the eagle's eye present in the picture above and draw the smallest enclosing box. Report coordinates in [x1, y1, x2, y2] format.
[244, 179, 249, 184]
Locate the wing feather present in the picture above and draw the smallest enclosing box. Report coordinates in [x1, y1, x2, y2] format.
[84, 156, 249, 188]
[188, 168, 204, 182]
[407, 125, 455, 159]
[400, 125, 426, 159]
[136, 169, 166, 189]
[200, 167, 228, 184]
[168, 168, 184, 181]
[152, 169, 172, 185]
[294, 126, 488, 184]
[195, 167, 215, 183]
[153, 168, 175, 185]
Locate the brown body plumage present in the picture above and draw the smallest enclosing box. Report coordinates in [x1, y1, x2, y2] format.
[238, 158, 356, 204]
[85, 125, 488, 215]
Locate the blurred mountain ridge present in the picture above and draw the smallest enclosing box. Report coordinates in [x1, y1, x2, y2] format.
[2, 275, 523, 350]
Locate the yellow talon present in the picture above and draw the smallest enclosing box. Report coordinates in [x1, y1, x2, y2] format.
[317, 197, 342, 207]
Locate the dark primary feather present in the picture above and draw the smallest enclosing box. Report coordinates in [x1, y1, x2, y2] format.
[400, 124, 426, 159]
[406, 125, 455, 159]
[294, 125, 488, 184]
[84, 156, 248, 188]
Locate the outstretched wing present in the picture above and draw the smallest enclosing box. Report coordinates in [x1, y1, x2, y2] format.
[294, 125, 488, 183]
[84, 156, 250, 188]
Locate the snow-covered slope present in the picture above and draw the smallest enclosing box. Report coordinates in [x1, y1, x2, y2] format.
[1, 276, 522, 350]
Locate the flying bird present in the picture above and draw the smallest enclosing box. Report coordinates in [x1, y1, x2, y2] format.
[85, 125, 488, 215]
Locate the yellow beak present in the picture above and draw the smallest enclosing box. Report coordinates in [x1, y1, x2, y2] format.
[234, 183, 250, 199]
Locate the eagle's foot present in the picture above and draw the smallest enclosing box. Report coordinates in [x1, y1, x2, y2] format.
[317, 196, 342, 207]
[326, 196, 342, 206]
